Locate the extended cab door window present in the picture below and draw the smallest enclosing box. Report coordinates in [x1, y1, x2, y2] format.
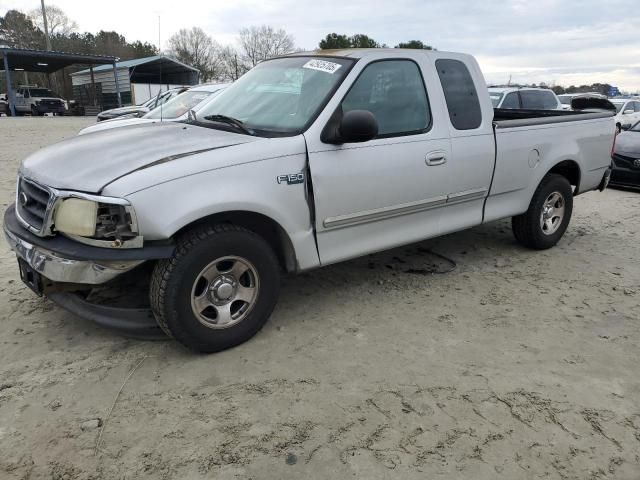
[436, 59, 482, 129]
[341, 60, 431, 137]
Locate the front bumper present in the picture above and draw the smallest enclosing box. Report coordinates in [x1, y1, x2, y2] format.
[3, 204, 174, 285]
[610, 166, 640, 187]
[34, 103, 65, 114]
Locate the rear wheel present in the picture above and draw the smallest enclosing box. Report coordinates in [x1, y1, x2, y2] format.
[512, 174, 573, 250]
[150, 224, 281, 353]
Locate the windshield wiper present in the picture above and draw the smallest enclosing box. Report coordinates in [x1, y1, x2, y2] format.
[203, 114, 255, 135]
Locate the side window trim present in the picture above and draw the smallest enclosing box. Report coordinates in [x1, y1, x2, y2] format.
[335, 58, 433, 140]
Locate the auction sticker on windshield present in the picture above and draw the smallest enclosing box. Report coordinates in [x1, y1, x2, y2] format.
[303, 59, 342, 74]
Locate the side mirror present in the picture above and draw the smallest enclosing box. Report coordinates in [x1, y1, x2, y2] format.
[623, 109, 634, 115]
[324, 110, 379, 144]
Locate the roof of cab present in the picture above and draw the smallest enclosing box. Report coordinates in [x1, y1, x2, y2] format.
[283, 48, 444, 59]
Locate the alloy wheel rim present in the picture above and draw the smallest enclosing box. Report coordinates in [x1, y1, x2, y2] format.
[540, 191, 565, 235]
[190, 256, 259, 329]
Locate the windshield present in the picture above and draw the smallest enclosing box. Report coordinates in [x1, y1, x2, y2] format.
[29, 88, 58, 98]
[142, 96, 158, 108]
[631, 121, 640, 132]
[489, 92, 503, 107]
[144, 90, 215, 119]
[195, 56, 354, 136]
[613, 102, 625, 113]
[558, 95, 572, 105]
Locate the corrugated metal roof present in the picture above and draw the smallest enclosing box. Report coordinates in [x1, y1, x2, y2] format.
[0, 47, 118, 73]
[73, 55, 199, 75]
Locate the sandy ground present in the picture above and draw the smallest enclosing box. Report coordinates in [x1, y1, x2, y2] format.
[0, 117, 639, 480]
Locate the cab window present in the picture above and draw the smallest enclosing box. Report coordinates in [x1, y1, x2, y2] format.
[341, 60, 431, 137]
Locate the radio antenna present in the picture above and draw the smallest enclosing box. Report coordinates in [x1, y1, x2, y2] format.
[158, 15, 163, 122]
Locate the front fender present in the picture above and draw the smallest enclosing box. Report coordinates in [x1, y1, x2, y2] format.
[121, 152, 321, 270]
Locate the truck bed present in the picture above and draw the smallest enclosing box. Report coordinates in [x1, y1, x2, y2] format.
[484, 107, 614, 225]
[493, 108, 614, 128]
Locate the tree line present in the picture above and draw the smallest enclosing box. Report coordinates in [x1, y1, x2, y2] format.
[1, 5, 435, 86]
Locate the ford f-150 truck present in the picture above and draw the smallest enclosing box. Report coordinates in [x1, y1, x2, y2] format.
[3, 49, 614, 352]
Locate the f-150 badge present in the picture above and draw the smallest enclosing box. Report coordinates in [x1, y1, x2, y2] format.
[276, 173, 305, 185]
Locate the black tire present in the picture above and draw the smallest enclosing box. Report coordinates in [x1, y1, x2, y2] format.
[512, 173, 573, 250]
[150, 224, 281, 353]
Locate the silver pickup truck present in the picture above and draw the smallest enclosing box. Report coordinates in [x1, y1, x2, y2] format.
[4, 49, 614, 352]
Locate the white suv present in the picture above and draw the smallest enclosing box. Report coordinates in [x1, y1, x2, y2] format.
[610, 98, 640, 132]
[13, 86, 67, 116]
[489, 87, 563, 110]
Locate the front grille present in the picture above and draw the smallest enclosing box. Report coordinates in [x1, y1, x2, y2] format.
[612, 153, 640, 169]
[16, 177, 53, 234]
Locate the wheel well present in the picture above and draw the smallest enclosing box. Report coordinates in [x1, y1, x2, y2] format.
[175, 211, 297, 273]
[548, 160, 581, 194]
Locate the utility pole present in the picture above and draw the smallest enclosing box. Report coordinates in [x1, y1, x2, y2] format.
[40, 0, 57, 92]
[41, 0, 52, 51]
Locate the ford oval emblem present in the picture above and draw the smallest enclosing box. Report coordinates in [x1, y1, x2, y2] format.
[19, 191, 29, 207]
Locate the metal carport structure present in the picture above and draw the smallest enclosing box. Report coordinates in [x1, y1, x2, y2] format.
[1, 48, 120, 116]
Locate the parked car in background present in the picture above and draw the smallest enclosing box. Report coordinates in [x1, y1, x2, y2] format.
[0, 94, 8, 116]
[4, 49, 614, 352]
[489, 87, 563, 110]
[12, 86, 67, 116]
[611, 120, 640, 187]
[80, 83, 229, 135]
[610, 98, 640, 132]
[96, 87, 188, 122]
[557, 92, 606, 110]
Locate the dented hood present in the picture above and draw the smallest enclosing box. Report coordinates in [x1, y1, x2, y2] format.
[20, 122, 259, 193]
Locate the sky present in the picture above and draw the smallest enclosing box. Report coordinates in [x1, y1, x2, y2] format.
[2, 0, 640, 91]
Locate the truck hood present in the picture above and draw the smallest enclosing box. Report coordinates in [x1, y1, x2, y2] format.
[614, 132, 640, 156]
[78, 117, 157, 135]
[20, 122, 259, 193]
[100, 105, 147, 116]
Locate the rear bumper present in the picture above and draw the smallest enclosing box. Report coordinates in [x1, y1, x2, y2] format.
[599, 166, 612, 191]
[3, 204, 174, 285]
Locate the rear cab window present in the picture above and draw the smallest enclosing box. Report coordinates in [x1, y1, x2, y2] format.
[520, 90, 558, 110]
[501, 92, 520, 109]
[435, 59, 482, 130]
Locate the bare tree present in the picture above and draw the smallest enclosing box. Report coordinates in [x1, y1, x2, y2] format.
[29, 4, 77, 37]
[167, 27, 224, 82]
[238, 25, 295, 68]
[218, 45, 249, 81]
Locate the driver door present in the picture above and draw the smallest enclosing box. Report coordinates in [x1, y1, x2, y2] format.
[305, 59, 452, 265]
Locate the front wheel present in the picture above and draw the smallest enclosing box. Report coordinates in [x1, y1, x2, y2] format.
[512, 174, 573, 250]
[150, 224, 281, 353]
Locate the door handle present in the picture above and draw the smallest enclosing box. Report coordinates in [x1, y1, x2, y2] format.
[426, 151, 447, 166]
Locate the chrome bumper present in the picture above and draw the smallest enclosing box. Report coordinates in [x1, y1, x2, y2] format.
[4, 225, 143, 285]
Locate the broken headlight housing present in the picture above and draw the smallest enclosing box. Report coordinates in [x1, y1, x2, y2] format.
[53, 196, 141, 248]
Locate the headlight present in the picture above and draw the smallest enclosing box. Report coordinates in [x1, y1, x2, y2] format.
[54, 198, 139, 246]
[54, 198, 98, 236]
